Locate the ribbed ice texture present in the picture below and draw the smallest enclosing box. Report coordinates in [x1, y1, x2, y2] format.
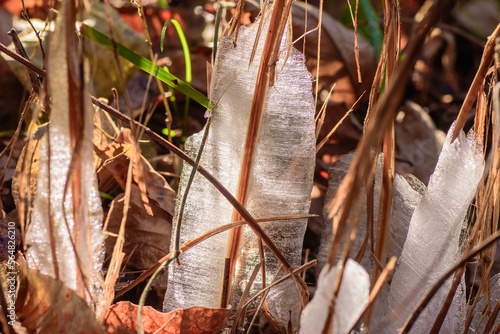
[26, 0, 104, 305]
[164, 12, 315, 326]
[300, 259, 369, 334]
[318, 153, 424, 277]
[384, 124, 484, 333]
[318, 153, 381, 276]
[366, 173, 425, 326]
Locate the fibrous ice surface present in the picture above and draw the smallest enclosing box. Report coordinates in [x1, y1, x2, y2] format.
[26, 0, 104, 305]
[163, 10, 315, 328]
[318, 153, 423, 277]
[300, 259, 369, 334]
[383, 124, 484, 333]
[318, 153, 383, 276]
[318, 153, 425, 327]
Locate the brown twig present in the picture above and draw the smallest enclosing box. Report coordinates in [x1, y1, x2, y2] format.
[452, 23, 500, 141]
[20, 0, 45, 58]
[0, 42, 45, 76]
[115, 214, 315, 299]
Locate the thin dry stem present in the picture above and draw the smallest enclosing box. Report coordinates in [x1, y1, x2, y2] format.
[452, 24, 500, 141]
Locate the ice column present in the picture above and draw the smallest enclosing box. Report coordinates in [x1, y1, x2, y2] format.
[384, 124, 484, 333]
[318, 153, 424, 276]
[300, 259, 369, 334]
[26, 0, 104, 304]
[164, 10, 315, 325]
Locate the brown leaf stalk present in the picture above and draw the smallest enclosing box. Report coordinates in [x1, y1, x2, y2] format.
[0, 45, 306, 310]
[221, 0, 296, 308]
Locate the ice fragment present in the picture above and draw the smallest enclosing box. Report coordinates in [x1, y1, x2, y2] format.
[26, 0, 104, 305]
[299, 259, 369, 334]
[384, 124, 484, 333]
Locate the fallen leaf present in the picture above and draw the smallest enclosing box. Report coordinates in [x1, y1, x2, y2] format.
[96, 128, 176, 216]
[104, 184, 171, 271]
[15, 257, 104, 334]
[394, 101, 444, 185]
[11, 125, 44, 213]
[103, 301, 228, 334]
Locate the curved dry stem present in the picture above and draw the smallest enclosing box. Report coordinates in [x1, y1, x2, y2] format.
[115, 214, 315, 299]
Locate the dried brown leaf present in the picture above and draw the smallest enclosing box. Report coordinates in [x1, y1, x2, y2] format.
[104, 184, 171, 271]
[103, 301, 228, 334]
[15, 257, 103, 334]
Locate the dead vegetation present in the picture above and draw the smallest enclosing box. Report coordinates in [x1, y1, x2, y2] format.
[0, 0, 499, 333]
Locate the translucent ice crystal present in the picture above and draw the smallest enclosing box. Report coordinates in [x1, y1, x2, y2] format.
[164, 10, 315, 329]
[318, 153, 424, 277]
[384, 124, 484, 333]
[300, 259, 369, 334]
[26, 0, 104, 305]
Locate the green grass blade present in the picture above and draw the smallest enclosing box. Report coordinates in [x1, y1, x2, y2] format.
[160, 19, 192, 85]
[160, 18, 193, 140]
[81, 24, 209, 109]
[341, 0, 383, 59]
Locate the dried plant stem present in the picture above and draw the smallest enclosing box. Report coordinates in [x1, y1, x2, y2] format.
[452, 23, 500, 141]
[400, 230, 500, 334]
[352, 256, 397, 332]
[231, 261, 263, 334]
[0, 42, 45, 76]
[313, 0, 323, 108]
[228, 0, 246, 45]
[242, 260, 317, 309]
[116, 214, 314, 299]
[316, 92, 361, 153]
[346, 0, 361, 82]
[132, 0, 174, 144]
[20, 0, 45, 58]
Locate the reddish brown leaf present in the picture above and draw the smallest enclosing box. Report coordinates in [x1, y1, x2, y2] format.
[103, 301, 228, 334]
[15, 257, 104, 334]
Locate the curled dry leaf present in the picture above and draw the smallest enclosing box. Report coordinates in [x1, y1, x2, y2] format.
[95, 128, 176, 216]
[104, 184, 171, 271]
[103, 301, 228, 334]
[11, 131, 41, 209]
[15, 257, 103, 334]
